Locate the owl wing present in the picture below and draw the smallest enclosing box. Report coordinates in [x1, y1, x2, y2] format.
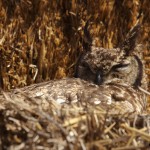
[1, 78, 145, 114]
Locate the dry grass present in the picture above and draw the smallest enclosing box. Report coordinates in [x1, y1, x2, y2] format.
[0, 84, 150, 150]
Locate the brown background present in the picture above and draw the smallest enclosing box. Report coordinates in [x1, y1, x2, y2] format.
[0, 0, 149, 90]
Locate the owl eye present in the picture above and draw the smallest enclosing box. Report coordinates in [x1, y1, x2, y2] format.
[81, 61, 90, 68]
[112, 63, 130, 72]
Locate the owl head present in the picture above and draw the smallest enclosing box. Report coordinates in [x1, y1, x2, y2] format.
[75, 21, 145, 88]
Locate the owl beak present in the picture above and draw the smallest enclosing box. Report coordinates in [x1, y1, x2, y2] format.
[95, 70, 103, 85]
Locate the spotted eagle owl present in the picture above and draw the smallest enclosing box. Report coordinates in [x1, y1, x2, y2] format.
[0, 22, 147, 115]
[75, 21, 146, 88]
[73, 21, 147, 113]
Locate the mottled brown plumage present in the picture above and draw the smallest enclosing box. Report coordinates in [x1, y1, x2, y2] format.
[1, 78, 146, 114]
[0, 22, 147, 115]
[76, 22, 145, 87]
[74, 21, 147, 113]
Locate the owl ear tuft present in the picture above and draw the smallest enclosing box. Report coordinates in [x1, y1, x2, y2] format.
[83, 20, 93, 51]
[121, 22, 141, 56]
[84, 20, 92, 44]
